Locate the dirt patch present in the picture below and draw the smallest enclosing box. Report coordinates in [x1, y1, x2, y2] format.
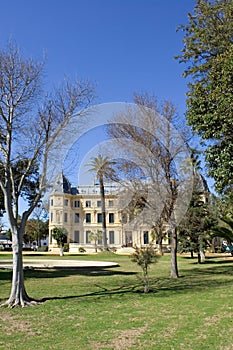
[90, 325, 148, 349]
[0, 312, 35, 336]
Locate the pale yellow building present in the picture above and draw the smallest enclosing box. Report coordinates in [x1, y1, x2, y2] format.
[49, 174, 170, 252]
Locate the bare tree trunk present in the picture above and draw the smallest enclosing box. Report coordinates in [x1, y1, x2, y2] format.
[170, 227, 179, 278]
[157, 235, 163, 256]
[100, 176, 108, 250]
[94, 240, 98, 253]
[1, 227, 38, 308]
[143, 267, 149, 293]
[200, 251, 205, 263]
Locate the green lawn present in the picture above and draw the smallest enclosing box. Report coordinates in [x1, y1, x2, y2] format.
[0, 252, 232, 350]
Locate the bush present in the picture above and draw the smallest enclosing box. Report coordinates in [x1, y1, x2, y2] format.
[37, 246, 48, 252]
[131, 245, 160, 293]
[63, 243, 69, 252]
[79, 247, 86, 253]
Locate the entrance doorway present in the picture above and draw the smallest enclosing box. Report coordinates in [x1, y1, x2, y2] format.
[125, 231, 132, 247]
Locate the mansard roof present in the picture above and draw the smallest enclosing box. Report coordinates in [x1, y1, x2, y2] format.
[50, 173, 78, 194]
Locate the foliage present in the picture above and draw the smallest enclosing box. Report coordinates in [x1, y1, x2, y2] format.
[211, 215, 233, 244]
[86, 154, 117, 182]
[63, 243, 69, 252]
[177, 0, 233, 194]
[89, 230, 102, 252]
[212, 189, 233, 218]
[24, 218, 48, 244]
[37, 245, 48, 252]
[131, 245, 160, 293]
[178, 173, 217, 262]
[0, 159, 39, 212]
[79, 247, 86, 253]
[52, 227, 67, 248]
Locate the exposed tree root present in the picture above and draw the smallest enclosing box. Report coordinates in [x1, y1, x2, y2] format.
[0, 296, 43, 308]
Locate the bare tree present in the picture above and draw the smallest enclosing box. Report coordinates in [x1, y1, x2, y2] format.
[109, 93, 193, 278]
[0, 42, 94, 307]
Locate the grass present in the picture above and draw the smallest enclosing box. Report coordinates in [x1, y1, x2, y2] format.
[0, 252, 232, 350]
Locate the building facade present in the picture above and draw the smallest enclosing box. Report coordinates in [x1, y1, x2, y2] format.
[48, 174, 168, 252]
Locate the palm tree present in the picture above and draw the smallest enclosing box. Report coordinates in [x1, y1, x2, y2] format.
[211, 216, 233, 251]
[89, 230, 102, 253]
[86, 155, 116, 250]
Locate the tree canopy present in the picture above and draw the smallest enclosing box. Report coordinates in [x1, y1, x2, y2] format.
[177, 0, 233, 194]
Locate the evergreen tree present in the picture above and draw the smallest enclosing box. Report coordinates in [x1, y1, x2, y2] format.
[178, 174, 217, 263]
[177, 0, 233, 194]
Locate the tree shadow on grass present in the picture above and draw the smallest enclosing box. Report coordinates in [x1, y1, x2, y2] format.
[183, 263, 233, 275]
[1, 259, 232, 304]
[39, 272, 233, 303]
[148, 263, 233, 297]
[34, 262, 233, 303]
[40, 283, 142, 303]
[0, 266, 137, 281]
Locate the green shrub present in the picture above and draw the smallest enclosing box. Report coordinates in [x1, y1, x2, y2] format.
[37, 246, 48, 252]
[63, 243, 69, 252]
[79, 247, 86, 253]
[131, 245, 160, 293]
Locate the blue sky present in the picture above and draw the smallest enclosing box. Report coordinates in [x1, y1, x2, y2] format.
[1, 0, 203, 221]
[1, 0, 195, 112]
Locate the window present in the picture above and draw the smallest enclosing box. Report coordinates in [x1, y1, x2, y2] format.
[74, 231, 80, 243]
[50, 199, 53, 206]
[97, 200, 101, 207]
[121, 213, 127, 224]
[129, 213, 134, 222]
[109, 231, 114, 244]
[50, 212, 53, 222]
[167, 230, 172, 245]
[74, 200, 80, 208]
[109, 213, 114, 223]
[86, 230, 91, 243]
[74, 213, 79, 223]
[86, 213, 91, 223]
[64, 213, 68, 222]
[86, 200, 91, 207]
[108, 200, 114, 207]
[64, 199, 69, 206]
[143, 231, 149, 244]
[97, 213, 102, 223]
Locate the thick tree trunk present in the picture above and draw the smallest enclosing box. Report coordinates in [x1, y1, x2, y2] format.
[100, 176, 108, 250]
[1, 227, 38, 308]
[170, 227, 179, 278]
